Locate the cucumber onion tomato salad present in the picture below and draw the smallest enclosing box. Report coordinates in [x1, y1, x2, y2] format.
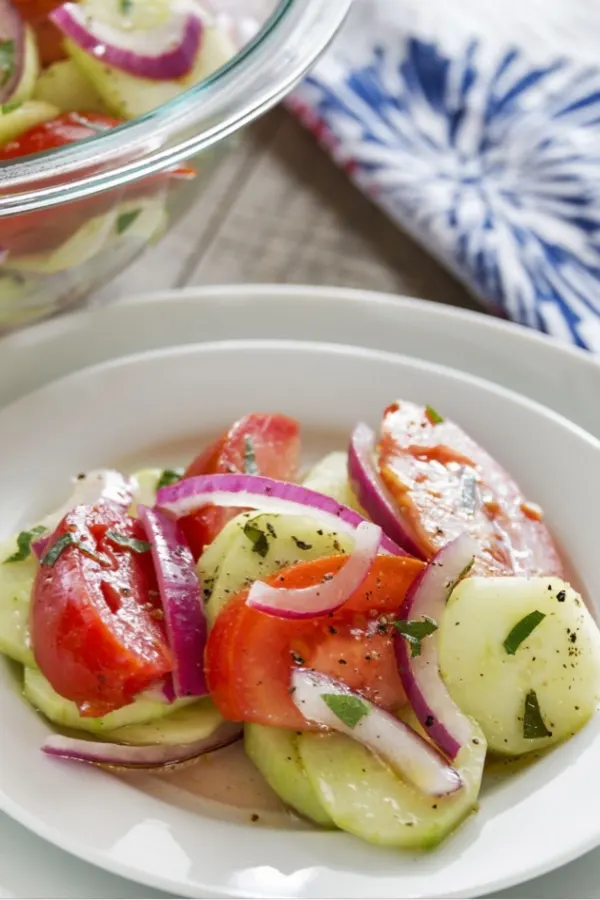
[2, 404, 600, 851]
[0, 0, 235, 271]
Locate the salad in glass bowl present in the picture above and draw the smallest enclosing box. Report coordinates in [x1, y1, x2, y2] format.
[2, 402, 599, 851]
[0, 0, 351, 329]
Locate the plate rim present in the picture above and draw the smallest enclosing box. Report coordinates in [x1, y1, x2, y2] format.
[2, 283, 598, 371]
[2, 336, 600, 900]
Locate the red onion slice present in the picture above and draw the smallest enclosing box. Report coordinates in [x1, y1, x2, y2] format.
[141, 677, 176, 704]
[138, 505, 207, 699]
[42, 719, 241, 769]
[32, 470, 134, 560]
[348, 422, 424, 558]
[247, 521, 382, 619]
[156, 473, 407, 557]
[0, 1, 25, 104]
[291, 669, 462, 797]
[51, 2, 204, 81]
[395, 533, 478, 760]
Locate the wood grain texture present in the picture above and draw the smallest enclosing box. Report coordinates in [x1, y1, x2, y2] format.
[95, 108, 479, 312]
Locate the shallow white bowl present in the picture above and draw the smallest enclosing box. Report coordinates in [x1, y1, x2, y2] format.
[1, 337, 600, 899]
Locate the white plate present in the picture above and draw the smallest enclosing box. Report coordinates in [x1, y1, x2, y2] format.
[2, 284, 600, 900]
[3, 285, 600, 439]
[1, 338, 600, 899]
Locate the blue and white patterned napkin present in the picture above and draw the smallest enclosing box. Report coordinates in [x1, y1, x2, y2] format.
[288, 0, 600, 351]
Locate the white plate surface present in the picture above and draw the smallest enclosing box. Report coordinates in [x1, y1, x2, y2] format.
[2, 285, 600, 900]
[1, 338, 600, 899]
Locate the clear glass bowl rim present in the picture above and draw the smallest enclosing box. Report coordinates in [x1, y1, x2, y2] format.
[0, 0, 351, 215]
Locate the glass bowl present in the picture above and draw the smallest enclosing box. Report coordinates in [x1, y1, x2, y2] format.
[0, 0, 351, 332]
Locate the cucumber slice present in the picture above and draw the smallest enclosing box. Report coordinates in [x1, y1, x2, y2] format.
[112, 199, 168, 245]
[438, 576, 600, 756]
[66, 22, 235, 120]
[106, 697, 223, 745]
[24, 667, 192, 734]
[0, 100, 59, 147]
[81, 0, 178, 31]
[9, 210, 117, 275]
[0, 536, 36, 667]
[244, 724, 334, 827]
[10, 27, 40, 106]
[303, 452, 364, 513]
[199, 512, 354, 623]
[129, 467, 162, 514]
[33, 59, 106, 113]
[298, 721, 486, 849]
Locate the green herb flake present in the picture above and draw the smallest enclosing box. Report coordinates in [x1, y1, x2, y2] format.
[4, 525, 47, 563]
[503, 610, 546, 655]
[1, 100, 21, 115]
[0, 40, 15, 88]
[156, 468, 183, 491]
[244, 435, 259, 475]
[120, 0, 133, 13]
[523, 690, 552, 739]
[458, 559, 474, 580]
[116, 209, 141, 235]
[425, 404, 444, 425]
[106, 530, 151, 554]
[41, 533, 74, 567]
[243, 522, 269, 558]
[393, 616, 438, 658]
[322, 693, 369, 729]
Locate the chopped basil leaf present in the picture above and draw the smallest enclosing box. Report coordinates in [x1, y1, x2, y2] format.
[448, 558, 475, 592]
[4, 525, 47, 563]
[523, 690, 552, 739]
[322, 693, 369, 729]
[459, 559, 474, 580]
[77, 544, 111, 566]
[120, 0, 133, 13]
[425, 404, 444, 425]
[244, 435, 259, 475]
[106, 530, 151, 553]
[0, 40, 15, 88]
[243, 522, 269, 558]
[393, 616, 438, 657]
[156, 468, 183, 491]
[41, 533, 74, 567]
[116, 209, 141, 235]
[503, 610, 546, 655]
[1, 100, 21, 114]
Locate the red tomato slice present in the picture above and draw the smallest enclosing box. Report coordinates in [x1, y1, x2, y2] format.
[205, 554, 424, 729]
[180, 413, 301, 558]
[0, 113, 193, 256]
[11, 0, 65, 23]
[0, 113, 123, 161]
[378, 400, 564, 577]
[34, 17, 67, 66]
[31, 504, 172, 717]
[0, 114, 124, 257]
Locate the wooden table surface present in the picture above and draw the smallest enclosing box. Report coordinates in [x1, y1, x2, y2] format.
[96, 108, 481, 313]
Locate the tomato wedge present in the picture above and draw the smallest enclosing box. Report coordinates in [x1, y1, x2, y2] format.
[378, 400, 564, 577]
[31, 504, 172, 717]
[205, 554, 424, 729]
[11, 0, 65, 23]
[0, 113, 193, 257]
[0, 113, 123, 162]
[180, 413, 301, 558]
